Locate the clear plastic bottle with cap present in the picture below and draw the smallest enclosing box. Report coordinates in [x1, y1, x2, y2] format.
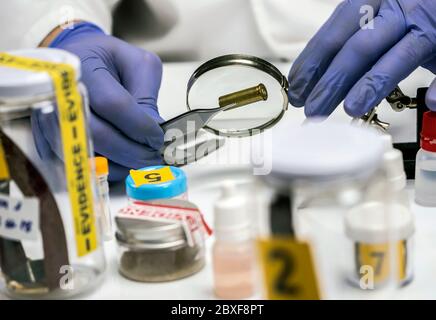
[212, 182, 257, 299]
[94, 157, 112, 241]
[415, 111, 436, 206]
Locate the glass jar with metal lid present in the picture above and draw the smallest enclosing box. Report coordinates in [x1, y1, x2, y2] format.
[0, 49, 106, 299]
[116, 199, 206, 282]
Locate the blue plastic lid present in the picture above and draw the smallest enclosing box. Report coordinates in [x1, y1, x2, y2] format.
[125, 166, 187, 201]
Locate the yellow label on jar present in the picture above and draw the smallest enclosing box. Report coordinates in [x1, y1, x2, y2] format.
[0, 52, 98, 257]
[356, 240, 407, 284]
[258, 238, 321, 300]
[130, 166, 175, 186]
[0, 142, 10, 180]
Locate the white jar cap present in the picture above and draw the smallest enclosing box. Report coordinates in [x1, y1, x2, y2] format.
[213, 181, 251, 241]
[0, 48, 81, 98]
[257, 120, 385, 181]
[345, 202, 414, 243]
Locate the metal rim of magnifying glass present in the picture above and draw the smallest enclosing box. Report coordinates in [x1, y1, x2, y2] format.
[186, 54, 289, 138]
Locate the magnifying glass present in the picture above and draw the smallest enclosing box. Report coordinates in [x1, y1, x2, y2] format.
[161, 54, 289, 165]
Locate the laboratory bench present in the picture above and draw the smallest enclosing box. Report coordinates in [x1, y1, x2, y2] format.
[1, 62, 436, 300]
[80, 179, 436, 300]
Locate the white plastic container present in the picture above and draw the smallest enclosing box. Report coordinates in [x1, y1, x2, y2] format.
[345, 202, 414, 288]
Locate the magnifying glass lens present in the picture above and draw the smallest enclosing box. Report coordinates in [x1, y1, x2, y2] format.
[187, 63, 287, 136]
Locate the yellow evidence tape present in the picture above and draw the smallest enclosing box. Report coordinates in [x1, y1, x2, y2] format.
[0, 52, 98, 257]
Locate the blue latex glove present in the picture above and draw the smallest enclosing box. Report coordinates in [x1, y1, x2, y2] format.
[31, 22, 164, 181]
[288, 0, 436, 118]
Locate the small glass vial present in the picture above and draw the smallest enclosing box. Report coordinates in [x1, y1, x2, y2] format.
[125, 165, 188, 204]
[94, 157, 112, 241]
[213, 182, 256, 299]
[415, 111, 436, 206]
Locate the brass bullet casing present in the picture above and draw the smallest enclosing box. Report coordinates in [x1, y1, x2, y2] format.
[219, 83, 268, 111]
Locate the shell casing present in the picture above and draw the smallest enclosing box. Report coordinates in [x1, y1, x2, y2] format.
[219, 83, 268, 111]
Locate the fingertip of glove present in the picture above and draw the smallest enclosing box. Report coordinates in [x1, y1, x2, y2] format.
[147, 128, 164, 150]
[344, 83, 378, 118]
[304, 104, 318, 118]
[344, 95, 369, 118]
[287, 91, 305, 108]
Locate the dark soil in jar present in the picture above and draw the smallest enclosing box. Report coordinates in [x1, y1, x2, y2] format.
[119, 245, 205, 282]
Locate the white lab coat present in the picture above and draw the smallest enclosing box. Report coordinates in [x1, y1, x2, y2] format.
[0, 0, 341, 60]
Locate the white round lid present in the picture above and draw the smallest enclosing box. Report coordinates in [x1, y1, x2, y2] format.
[345, 202, 415, 243]
[258, 120, 385, 181]
[0, 48, 81, 98]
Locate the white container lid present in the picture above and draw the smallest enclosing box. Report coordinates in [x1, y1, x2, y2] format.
[257, 120, 385, 182]
[345, 202, 415, 243]
[0, 48, 81, 98]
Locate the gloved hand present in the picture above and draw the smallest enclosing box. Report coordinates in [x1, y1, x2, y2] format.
[32, 22, 164, 181]
[288, 0, 436, 118]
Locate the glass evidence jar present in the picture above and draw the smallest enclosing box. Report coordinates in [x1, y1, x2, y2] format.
[116, 165, 205, 282]
[0, 49, 106, 299]
[253, 121, 409, 299]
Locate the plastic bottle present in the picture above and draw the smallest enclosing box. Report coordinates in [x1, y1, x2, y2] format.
[415, 111, 436, 206]
[95, 157, 113, 241]
[213, 182, 256, 299]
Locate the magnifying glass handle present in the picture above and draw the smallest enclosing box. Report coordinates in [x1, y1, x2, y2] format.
[160, 107, 221, 137]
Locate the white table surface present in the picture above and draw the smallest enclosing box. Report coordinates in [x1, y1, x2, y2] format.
[2, 62, 436, 300]
[84, 182, 436, 300]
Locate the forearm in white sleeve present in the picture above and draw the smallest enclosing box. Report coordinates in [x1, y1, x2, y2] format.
[0, 0, 117, 50]
[250, 0, 342, 60]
